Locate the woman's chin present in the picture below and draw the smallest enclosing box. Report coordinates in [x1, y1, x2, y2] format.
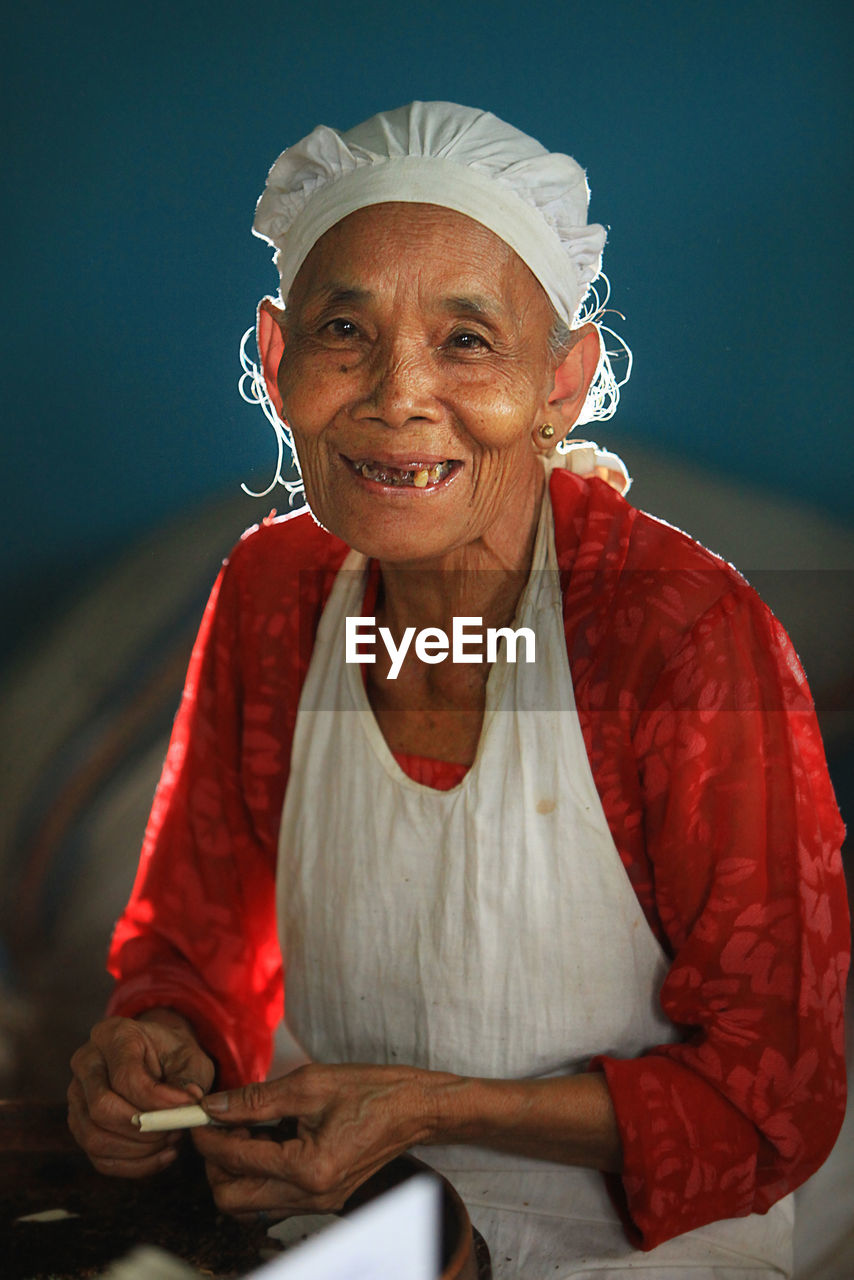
[315, 485, 471, 564]
[343, 527, 463, 566]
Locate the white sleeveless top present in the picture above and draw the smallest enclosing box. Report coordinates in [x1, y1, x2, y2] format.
[276, 484, 793, 1278]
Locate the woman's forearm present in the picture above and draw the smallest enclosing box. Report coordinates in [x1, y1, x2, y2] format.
[193, 1063, 622, 1221]
[422, 1070, 623, 1173]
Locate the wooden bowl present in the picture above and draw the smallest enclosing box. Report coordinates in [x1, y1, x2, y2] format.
[342, 1149, 490, 1279]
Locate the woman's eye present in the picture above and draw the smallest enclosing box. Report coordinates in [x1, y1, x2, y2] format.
[448, 331, 489, 351]
[323, 318, 360, 339]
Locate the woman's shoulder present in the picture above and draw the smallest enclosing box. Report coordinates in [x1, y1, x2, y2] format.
[210, 505, 350, 631]
[549, 468, 778, 681]
[224, 504, 349, 578]
[549, 466, 741, 580]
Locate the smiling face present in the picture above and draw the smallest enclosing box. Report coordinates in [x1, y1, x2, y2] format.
[270, 203, 573, 565]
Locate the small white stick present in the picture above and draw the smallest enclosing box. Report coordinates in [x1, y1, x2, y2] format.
[132, 1104, 212, 1132]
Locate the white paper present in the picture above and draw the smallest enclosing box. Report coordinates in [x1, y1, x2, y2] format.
[266, 1213, 339, 1248]
[132, 1104, 210, 1131]
[15, 1207, 80, 1223]
[246, 1174, 441, 1280]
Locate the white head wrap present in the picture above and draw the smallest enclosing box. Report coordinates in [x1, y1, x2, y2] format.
[253, 101, 607, 326]
[240, 103, 629, 495]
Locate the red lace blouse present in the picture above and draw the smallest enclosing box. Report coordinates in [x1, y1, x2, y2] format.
[106, 469, 849, 1250]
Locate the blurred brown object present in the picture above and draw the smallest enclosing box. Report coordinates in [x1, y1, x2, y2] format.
[0, 1100, 489, 1280]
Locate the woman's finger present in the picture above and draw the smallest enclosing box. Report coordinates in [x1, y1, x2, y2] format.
[163, 1076, 205, 1101]
[68, 1078, 176, 1152]
[159, 1040, 216, 1098]
[88, 1144, 180, 1180]
[91, 1019, 209, 1112]
[74, 1120, 178, 1161]
[193, 1126, 301, 1179]
[202, 1160, 346, 1219]
[194, 1128, 351, 1206]
[195, 1125, 385, 1217]
[68, 1081, 181, 1179]
[70, 1046, 141, 1135]
[213, 1177, 325, 1219]
[202, 1077, 298, 1127]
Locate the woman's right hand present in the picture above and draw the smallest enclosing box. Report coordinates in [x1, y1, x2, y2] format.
[67, 1007, 216, 1177]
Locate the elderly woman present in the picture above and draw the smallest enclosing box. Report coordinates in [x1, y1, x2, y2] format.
[67, 103, 848, 1278]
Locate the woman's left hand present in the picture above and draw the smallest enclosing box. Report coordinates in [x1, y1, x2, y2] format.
[192, 1062, 447, 1220]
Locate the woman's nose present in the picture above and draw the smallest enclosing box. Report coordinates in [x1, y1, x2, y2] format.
[352, 343, 440, 428]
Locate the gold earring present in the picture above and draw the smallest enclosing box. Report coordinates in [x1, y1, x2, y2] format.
[539, 423, 555, 440]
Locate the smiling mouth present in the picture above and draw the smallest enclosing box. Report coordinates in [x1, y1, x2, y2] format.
[345, 457, 459, 488]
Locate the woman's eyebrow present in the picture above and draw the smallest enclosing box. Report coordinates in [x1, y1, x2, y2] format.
[312, 283, 373, 308]
[439, 293, 502, 318]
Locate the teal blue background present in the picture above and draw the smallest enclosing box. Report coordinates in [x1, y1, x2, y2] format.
[2, 0, 852, 659]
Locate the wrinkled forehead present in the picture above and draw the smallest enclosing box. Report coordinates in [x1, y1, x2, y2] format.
[285, 202, 555, 326]
[255, 112, 605, 326]
[269, 167, 588, 323]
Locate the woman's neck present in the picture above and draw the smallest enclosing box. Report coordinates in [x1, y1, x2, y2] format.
[375, 462, 546, 640]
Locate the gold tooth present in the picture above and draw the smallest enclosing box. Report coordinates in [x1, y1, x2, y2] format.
[412, 467, 430, 488]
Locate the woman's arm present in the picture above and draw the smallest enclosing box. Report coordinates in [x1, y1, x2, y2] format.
[69, 545, 285, 1172]
[192, 1064, 620, 1220]
[103, 543, 286, 1088]
[588, 585, 849, 1247]
[425, 1068, 622, 1171]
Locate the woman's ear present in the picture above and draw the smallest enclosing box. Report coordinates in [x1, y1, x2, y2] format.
[257, 297, 288, 420]
[548, 324, 602, 427]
